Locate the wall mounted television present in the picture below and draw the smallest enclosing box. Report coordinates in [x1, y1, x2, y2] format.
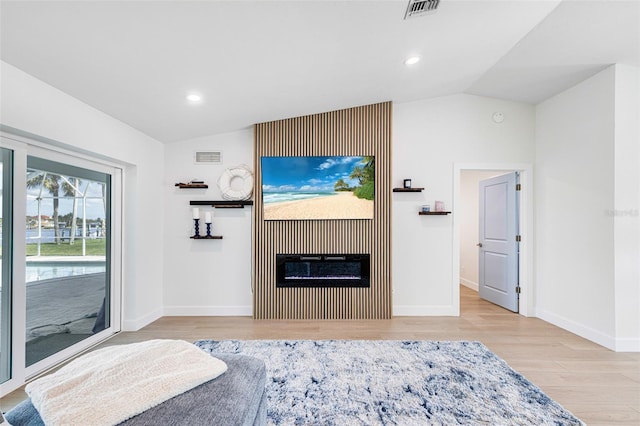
[261, 155, 374, 220]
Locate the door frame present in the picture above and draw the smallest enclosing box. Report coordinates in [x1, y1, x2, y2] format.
[452, 163, 533, 317]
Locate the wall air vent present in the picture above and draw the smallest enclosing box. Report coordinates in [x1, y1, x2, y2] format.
[404, 0, 440, 19]
[194, 151, 222, 165]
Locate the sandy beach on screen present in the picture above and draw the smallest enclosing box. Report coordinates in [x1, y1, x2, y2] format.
[264, 192, 373, 220]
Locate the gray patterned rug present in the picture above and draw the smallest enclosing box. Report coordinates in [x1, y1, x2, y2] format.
[195, 340, 583, 426]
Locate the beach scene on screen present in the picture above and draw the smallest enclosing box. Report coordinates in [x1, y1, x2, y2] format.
[261, 156, 374, 220]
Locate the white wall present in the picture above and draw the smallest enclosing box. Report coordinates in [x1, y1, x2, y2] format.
[6, 58, 634, 351]
[392, 94, 535, 315]
[0, 61, 165, 330]
[459, 170, 504, 290]
[535, 66, 617, 348]
[158, 94, 536, 318]
[613, 64, 640, 351]
[163, 130, 254, 315]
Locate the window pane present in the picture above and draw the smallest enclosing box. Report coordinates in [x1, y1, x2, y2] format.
[25, 156, 110, 367]
[0, 148, 13, 383]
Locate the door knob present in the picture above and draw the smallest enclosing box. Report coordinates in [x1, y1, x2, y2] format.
[476, 243, 483, 247]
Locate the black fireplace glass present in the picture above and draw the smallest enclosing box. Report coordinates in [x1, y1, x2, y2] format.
[276, 254, 370, 288]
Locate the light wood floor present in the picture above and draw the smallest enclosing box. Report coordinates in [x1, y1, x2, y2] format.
[2, 286, 639, 425]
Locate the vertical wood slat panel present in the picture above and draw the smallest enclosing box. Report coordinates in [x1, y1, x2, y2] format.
[253, 102, 391, 319]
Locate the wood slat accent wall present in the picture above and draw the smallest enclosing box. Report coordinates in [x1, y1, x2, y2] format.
[253, 102, 392, 319]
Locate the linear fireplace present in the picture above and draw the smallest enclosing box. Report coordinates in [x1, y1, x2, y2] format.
[276, 254, 370, 288]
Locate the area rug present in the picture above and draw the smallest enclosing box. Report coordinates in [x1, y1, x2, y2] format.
[195, 340, 583, 425]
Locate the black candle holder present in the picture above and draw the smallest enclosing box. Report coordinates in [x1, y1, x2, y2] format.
[192, 218, 200, 238]
[205, 222, 212, 238]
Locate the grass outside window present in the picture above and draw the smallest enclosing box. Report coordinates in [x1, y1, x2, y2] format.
[26, 239, 106, 256]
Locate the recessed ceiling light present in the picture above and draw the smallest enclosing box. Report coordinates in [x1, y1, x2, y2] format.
[186, 93, 202, 102]
[404, 56, 421, 66]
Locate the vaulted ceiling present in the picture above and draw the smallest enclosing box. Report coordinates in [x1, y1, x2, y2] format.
[1, 1, 638, 143]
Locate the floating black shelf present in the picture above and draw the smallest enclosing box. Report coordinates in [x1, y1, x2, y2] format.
[393, 188, 424, 192]
[418, 211, 451, 215]
[190, 235, 223, 239]
[190, 200, 253, 208]
[176, 183, 208, 188]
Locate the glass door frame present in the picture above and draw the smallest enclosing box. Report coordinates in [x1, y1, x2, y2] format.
[0, 137, 27, 395]
[0, 134, 122, 394]
[1, 147, 14, 383]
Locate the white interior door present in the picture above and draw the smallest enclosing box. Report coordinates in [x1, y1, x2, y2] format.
[478, 172, 519, 312]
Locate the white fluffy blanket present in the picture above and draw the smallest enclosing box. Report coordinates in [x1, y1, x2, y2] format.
[26, 339, 227, 426]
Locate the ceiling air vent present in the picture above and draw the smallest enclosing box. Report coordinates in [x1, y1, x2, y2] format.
[194, 151, 222, 165]
[404, 0, 440, 20]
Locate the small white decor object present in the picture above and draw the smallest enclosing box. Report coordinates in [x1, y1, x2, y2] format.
[218, 164, 253, 201]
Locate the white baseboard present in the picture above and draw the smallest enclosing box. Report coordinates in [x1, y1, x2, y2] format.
[614, 337, 640, 352]
[536, 309, 618, 351]
[460, 278, 478, 291]
[122, 308, 163, 332]
[393, 305, 458, 316]
[163, 305, 253, 316]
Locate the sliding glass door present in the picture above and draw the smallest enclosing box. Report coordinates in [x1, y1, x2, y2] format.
[0, 148, 13, 383]
[25, 156, 111, 367]
[0, 135, 121, 393]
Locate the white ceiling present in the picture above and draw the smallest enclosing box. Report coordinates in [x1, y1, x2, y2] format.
[1, 0, 638, 143]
